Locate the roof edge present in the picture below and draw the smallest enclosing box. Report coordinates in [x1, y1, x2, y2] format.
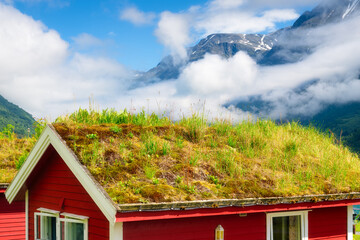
[0, 183, 9, 189]
[6, 125, 117, 223]
[117, 192, 360, 212]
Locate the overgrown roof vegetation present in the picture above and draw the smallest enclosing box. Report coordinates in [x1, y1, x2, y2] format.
[0, 124, 37, 183]
[53, 108, 360, 204]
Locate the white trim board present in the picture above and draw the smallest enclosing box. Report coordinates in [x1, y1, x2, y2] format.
[348, 205, 353, 240]
[266, 210, 309, 240]
[5, 125, 117, 223]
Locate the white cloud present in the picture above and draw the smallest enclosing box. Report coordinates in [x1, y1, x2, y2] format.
[209, 0, 245, 10]
[1, 0, 359, 123]
[0, 3, 131, 118]
[154, 0, 300, 60]
[2, 0, 70, 8]
[71, 33, 103, 49]
[0, 4, 68, 75]
[120, 6, 155, 26]
[195, 9, 298, 35]
[177, 52, 257, 99]
[168, 15, 360, 118]
[243, 0, 320, 9]
[155, 11, 191, 60]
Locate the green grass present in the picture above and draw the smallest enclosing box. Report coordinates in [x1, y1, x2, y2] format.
[0, 125, 37, 183]
[52, 108, 360, 204]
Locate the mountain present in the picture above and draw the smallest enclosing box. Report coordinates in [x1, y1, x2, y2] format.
[0, 95, 35, 137]
[135, 0, 360, 83]
[308, 102, 360, 153]
[134, 0, 360, 153]
[292, 0, 360, 28]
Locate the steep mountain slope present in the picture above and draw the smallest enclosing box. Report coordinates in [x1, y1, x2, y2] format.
[308, 102, 360, 153]
[0, 95, 35, 136]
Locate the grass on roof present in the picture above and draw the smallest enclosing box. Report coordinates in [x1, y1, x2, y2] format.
[53, 108, 360, 204]
[0, 124, 37, 183]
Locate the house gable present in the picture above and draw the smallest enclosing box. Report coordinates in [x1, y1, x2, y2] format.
[5, 125, 117, 223]
[27, 147, 109, 240]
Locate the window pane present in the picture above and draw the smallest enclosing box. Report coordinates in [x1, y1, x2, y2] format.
[35, 215, 41, 239]
[66, 222, 84, 240]
[41, 216, 57, 240]
[60, 222, 65, 240]
[273, 215, 301, 240]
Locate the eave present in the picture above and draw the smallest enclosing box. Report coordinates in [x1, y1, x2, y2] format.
[115, 193, 360, 222]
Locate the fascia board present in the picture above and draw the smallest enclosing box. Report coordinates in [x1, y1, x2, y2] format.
[5, 127, 51, 203]
[6, 125, 117, 223]
[47, 126, 117, 222]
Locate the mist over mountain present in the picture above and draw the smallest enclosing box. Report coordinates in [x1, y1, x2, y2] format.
[135, 0, 360, 83]
[133, 0, 360, 152]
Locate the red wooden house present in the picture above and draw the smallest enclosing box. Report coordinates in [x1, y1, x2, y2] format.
[0, 184, 25, 240]
[4, 124, 360, 240]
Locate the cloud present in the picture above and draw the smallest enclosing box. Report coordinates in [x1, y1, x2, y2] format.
[2, 0, 70, 8]
[241, 0, 321, 9]
[120, 6, 156, 26]
[0, 3, 131, 118]
[209, 0, 245, 10]
[155, 11, 191, 60]
[195, 9, 298, 35]
[171, 15, 360, 118]
[154, 0, 299, 60]
[2, 0, 359, 124]
[71, 33, 103, 49]
[177, 52, 257, 99]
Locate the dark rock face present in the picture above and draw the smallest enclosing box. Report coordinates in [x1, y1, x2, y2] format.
[189, 33, 274, 62]
[292, 0, 360, 28]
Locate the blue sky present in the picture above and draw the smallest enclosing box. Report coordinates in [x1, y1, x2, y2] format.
[11, 0, 318, 71]
[8, 0, 357, 120]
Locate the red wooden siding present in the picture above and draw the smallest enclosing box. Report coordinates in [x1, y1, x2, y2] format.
[0, 193, 25, 240]
[117, 199, 360, 222]
[309, 206, 348, 240]
[123, 206, 350, 240]
[124, 212, 266, 240]
[28, 147, 109, 240]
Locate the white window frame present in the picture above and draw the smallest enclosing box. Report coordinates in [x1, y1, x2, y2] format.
[34, 209, 60, 240]
[34, 209, 88, 240]
[266, 210, 309, 240]
[60, 213, 88, 240]
[348, 205, 353, 240]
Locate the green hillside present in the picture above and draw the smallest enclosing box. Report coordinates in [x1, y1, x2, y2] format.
[0, 95, 35, 137]
[309, 102, 360, 153]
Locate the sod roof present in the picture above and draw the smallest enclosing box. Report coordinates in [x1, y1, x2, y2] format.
[0, 136, 36, 184]
[50, 109, 360, 206]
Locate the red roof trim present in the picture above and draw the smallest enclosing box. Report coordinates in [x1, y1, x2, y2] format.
[116, 199, 360, 222]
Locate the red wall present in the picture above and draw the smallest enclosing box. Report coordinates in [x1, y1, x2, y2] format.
[124, 206, 349, 240]
[0, 193, 25, 240]
[28, 148, 109, 240]
[309, 206, 347, 240]
[124, 212, 266, 240]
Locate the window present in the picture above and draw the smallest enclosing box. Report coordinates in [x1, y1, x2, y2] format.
[267, 211, 308, 240]
[60, 213, 88, 240]
[35, 209, 59, 240]
[35, 209, 88, 240]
